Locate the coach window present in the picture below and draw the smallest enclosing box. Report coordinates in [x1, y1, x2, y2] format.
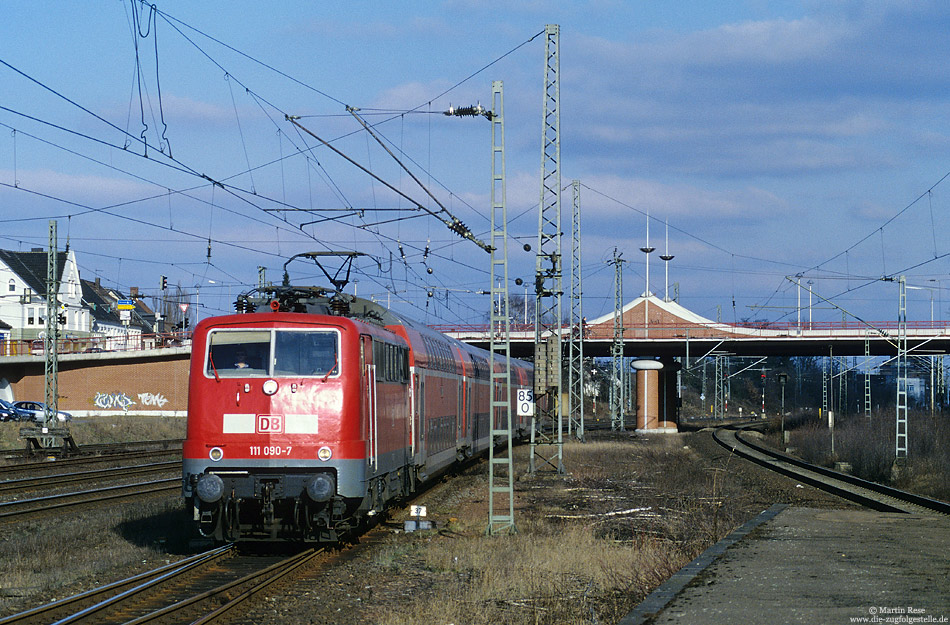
[373, 341, 408, 383]
[207, 330, 271, 377]
[274, 331, 338, 376]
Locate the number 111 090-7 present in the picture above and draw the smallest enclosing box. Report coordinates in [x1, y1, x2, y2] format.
[250, 446, 292, 456]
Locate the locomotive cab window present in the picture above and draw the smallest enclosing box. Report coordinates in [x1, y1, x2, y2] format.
[205, 329, 339, 378]
[207, 330, 270, 377]
[274, 331, 338, 376]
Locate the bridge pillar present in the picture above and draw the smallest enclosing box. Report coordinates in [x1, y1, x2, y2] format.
[633, 359, 678, 433]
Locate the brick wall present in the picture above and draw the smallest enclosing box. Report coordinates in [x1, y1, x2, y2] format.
[0, 350, 191, 416]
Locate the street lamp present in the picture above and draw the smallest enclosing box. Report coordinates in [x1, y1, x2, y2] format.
[807, 279, 814, 330]
[640, 214, 655, 298]
[659, 220, 674, 302]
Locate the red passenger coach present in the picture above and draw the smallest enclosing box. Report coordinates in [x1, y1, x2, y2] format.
[183, 285, 532, 542]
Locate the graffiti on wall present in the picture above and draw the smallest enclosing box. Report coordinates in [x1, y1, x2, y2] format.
[93, 391, 170, 412]
[138, 392, 169, 408]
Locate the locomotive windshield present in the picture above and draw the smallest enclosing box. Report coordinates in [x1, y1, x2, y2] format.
[206, 329, 338, 378]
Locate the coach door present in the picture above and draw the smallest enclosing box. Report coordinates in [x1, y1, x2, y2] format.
[416, 373, 425, 463]
[361, 335, 378, 473]
[411, 372, 423, 464]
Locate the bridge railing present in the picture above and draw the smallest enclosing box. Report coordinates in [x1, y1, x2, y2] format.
[0, 331, 193, 357]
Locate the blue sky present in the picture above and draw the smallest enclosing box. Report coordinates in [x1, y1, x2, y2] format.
[2, 1, 950, 328]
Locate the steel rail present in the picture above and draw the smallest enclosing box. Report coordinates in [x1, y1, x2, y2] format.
[713, 424, 950, 514]
[0, 546, 235, 625]
[0, 461, 180, 493]
[0, 450, 181, 480]
[0, 439, 182, 463]
[0, 478, 180, 520]
[125, 548, 323, 625]
[49, 546, 247, 625]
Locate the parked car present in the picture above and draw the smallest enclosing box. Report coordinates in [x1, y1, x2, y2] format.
[13, 401, 72, 423]
[0, 399, 29, 422]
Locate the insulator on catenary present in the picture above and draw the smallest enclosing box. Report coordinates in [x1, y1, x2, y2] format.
[329, 297, 350, 316]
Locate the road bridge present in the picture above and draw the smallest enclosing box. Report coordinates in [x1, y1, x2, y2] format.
[435, 295, 950, 359]
[436, 295, 949, 434]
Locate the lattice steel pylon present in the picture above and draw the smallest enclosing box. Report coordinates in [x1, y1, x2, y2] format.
[530, 24, 564, 475]
[567, 180, 585, 441]
[896, 275, 908, 459]
[607, 249, 625, 430]
[822, 350, 829, 415]
[838, 356, 846, 416]
[713, 355, 727, 419]
[486, 81, 517, 535]
[865, 330, 872, 420]
[44, 221, 59, 433]
[938, 356, 946, 413]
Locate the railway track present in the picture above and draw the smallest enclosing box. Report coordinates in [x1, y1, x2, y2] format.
[0, 439, 182, 464]
[713, 423, 950, 515]
[0, 461, 180, 496]
[0, 451, 181, 481]
[0, 544, 325, 625]
[0, 478, 180, 521]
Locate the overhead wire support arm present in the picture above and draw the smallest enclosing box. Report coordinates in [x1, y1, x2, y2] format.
[346, 107, 488, 250]
[286, 114, 492, 253]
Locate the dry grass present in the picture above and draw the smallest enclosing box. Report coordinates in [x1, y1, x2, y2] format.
[375, 526, 682, 625]
[370, 434, 754, 625]
[0, 416, 185, 450]
[0, 497, 188, 614]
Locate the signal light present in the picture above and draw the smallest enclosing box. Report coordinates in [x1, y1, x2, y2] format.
[270, 300, 280, 311]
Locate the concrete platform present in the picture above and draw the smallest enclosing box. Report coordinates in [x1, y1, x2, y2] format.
[623, 506, 950, 624]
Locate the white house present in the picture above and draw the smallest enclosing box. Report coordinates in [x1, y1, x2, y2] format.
[0, 248, 90, 342]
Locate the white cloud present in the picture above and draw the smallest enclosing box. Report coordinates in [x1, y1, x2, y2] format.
[0, 168, 155, 206]
[578, 174, 785, 222]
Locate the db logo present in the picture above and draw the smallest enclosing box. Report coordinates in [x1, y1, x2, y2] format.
[256, 414, 284, 434]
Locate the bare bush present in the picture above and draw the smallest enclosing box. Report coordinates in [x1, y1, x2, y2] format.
[777, 411, 949, 501]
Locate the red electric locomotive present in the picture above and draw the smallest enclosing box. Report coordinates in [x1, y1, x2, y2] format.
[182, 284, 532, 542]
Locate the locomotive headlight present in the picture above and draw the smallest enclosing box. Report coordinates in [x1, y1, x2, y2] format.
[209, 447, 224, 461]
[317, 446, 332, 461]
[262, 379, 279, 395]
[306, 473, 336, 502]
[196, 473, 225, 503]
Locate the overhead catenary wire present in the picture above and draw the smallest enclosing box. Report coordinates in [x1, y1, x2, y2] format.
[0, 10, 546, 324]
